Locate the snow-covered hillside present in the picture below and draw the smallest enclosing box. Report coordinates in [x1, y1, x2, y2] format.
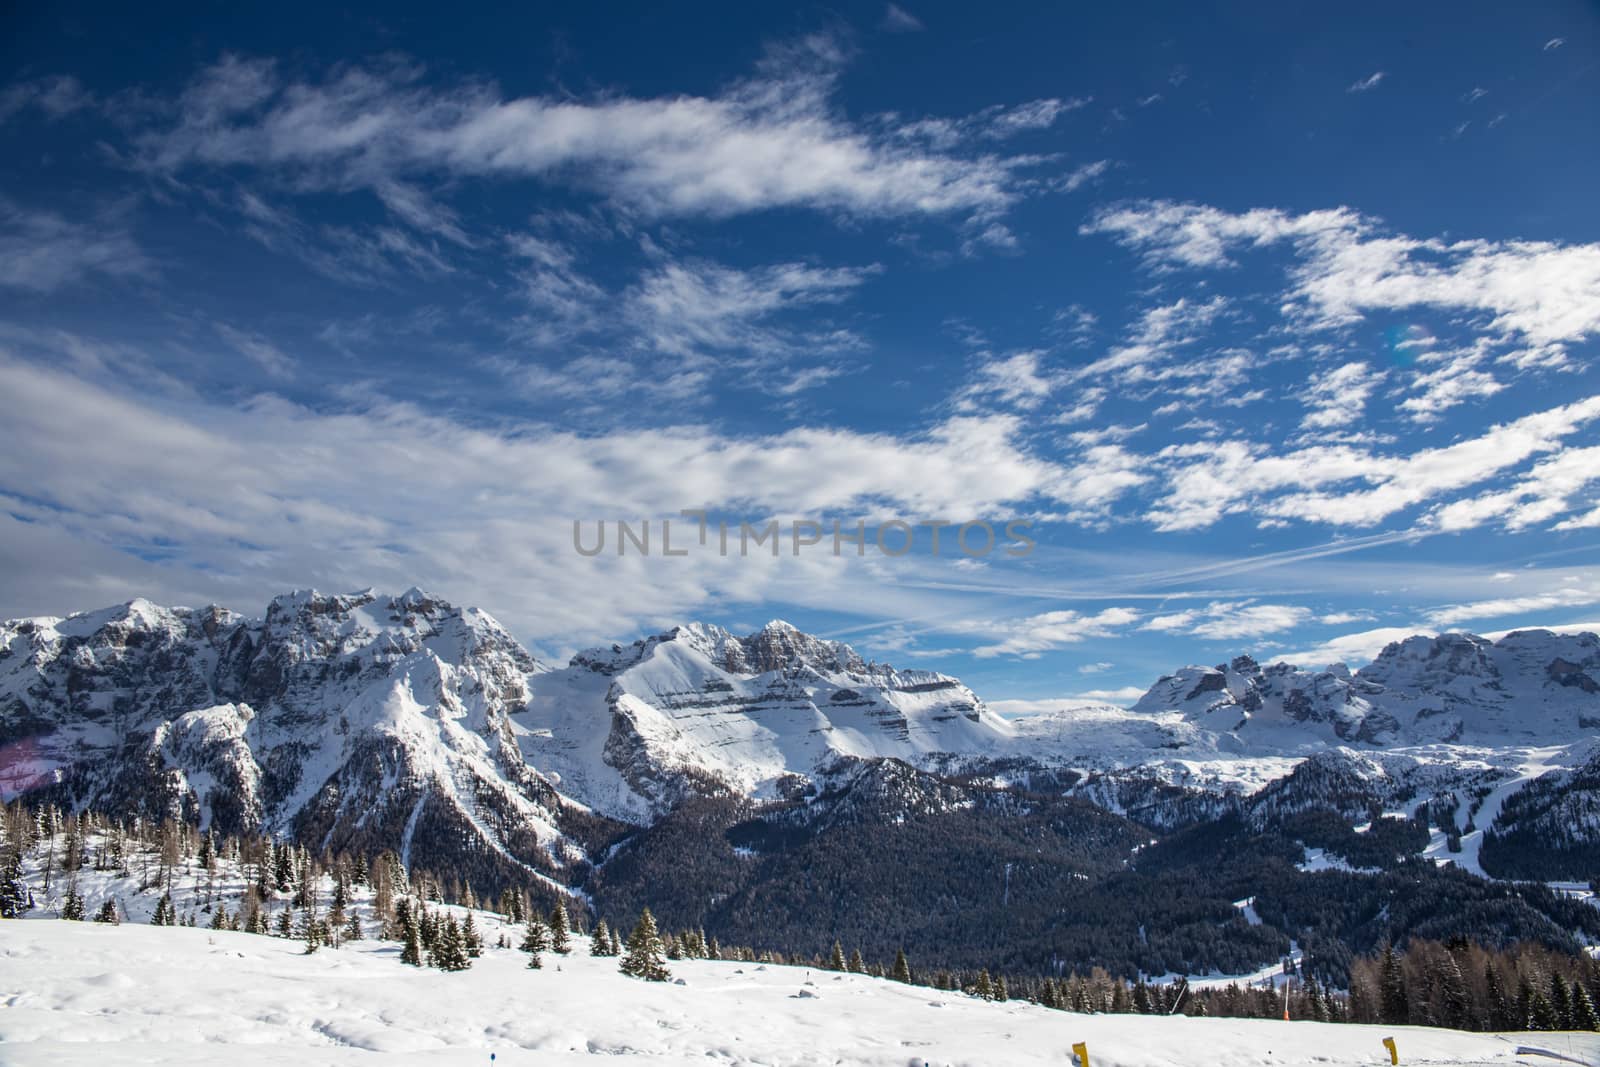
[5, 919, 1589, 1067]
[517, 619, 1014, 820]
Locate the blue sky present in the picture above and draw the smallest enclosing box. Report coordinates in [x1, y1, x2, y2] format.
[2, 1, 1599, 707]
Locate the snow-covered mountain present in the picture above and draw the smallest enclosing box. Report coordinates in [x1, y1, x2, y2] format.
[0, 590, 587, 890]
[4, 589, 1599, 885]
[516, 619, 1012, 821]
[1128, 632, 1600, 748]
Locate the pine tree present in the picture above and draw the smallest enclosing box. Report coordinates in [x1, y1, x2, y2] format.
[61, 887, 86, 921]
[276, 907, 293, 939]
[848, 948, 865, 974]
[400, 907, 424, 967]
[973, 969, 994, 1000]
[1485, 962, 1512, 1031]
[591, 918, 612, 957]
[300, 909, 323, 954]
[708, 935, 721, 960]
[1528, 990, 1560, 1031]
[548, 900, 572, 954]
[462, 913, 482, 958]
[344, 911, 364, 942]
[828, 940, 847, 971]
[1570, 983, 1599, 1032]
[432, 916, 471, 971]
[995, 975, 1009, 1002]
[1379, 944, 1409, 1026]
[151, 892, 176, 926]
[609, 926, 622, 957]
[0, 846, 31, 918]
[620, 908, 670, 982]
[892, 949, 912, 983]
[94, 899, 120, 924]
[1550, 975, 1573, 1029]
[521, 914, 549, 969]
[209, 906, 229, 931]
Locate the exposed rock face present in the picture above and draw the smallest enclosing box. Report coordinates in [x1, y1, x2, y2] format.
[1128, 629, 1600, 748]
[4, 591, 1598, 887]
[519, 620, 1008, 823]
[0, 589, 594, 890]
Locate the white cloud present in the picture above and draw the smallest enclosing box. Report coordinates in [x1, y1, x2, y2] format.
[1083, 200, 1600, 347]
[0, 75, 93, 124]
[0, 354, 1084, 646]
[214, 324, 297, 380]
[1145, 392, 1600, 531]
[1431, 444, 1600, 532]
[1318, 611, 1376, 626]
[1143, 599, 1312, 640]
[0, 200, 147, 293]
[133, 43, 1051, 229]
[968, 606, 1140, 658]
[1301, 361, 1384, 430]
[1078, 661, 1114, 674]
[881, 4, 925, 33]
[1346, 72, 1386, 93]
[1277, 625, 1431, 667]
[954, 351, 1057, 411]
[1426, 586, 1600, 627]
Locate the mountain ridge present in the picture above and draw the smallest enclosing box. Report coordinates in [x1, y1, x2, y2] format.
[4, 588, 1598, 890]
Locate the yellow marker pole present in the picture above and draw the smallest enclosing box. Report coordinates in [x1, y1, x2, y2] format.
[1072, 1041, 1090, 1067]
[1382, 1037, 1398, 1065]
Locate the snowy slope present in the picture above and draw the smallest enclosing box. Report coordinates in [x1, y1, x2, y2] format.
[516, 620, 1015, 821]
[5, 920, 1588, 1067]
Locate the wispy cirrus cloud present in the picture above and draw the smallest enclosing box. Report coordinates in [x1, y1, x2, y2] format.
[0, 200, 148, 293]
[1144, 599, 1313, 640]
[128, 40, 1058, 232]
[1346, 72, 1386, 93]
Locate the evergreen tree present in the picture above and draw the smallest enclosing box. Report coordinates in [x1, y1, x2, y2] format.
[548, 900, 572, 954]
[431, 916, 471, 971]
[591, 918, 613, 957]
[0, 846, 31, 918]
[620, 908, 671, 982]
[1569, 983, 1599, 1032]
[300, 909, 324, 954]
[94, 899, 120, 924]
[521, 914, 549, 969]
[61, 887, 86, 921]
[1550, 975, 1573, 1029]
[829, 940, 847, 971]
[462, 913, 483, 958]
[344, 911, 364, 942]
[1437, 951, 1470, 1030]
[151, 892, 176, 926]
[973, 969, 994, 1000]
[400, 907, 424, 967]
[1485, 962, 1512, 1031]
[995, 975, 1009, 1002]
[708, 935, 721, 960]
[1379, 944, 1409, 1026]
[275, 907, 293, 939]
[1528, 990, 1560, 1032]
[892, 949, 912, 984]
[209, 906, 229, 931]
[848, 947, 865, 973]
[609, 926, 622, 957]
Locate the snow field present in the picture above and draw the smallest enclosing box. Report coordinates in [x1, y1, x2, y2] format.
[4, 920, 1594, 1067]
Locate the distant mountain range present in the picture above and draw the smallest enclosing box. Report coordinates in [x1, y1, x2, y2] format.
[5, 589, 1598, 979]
